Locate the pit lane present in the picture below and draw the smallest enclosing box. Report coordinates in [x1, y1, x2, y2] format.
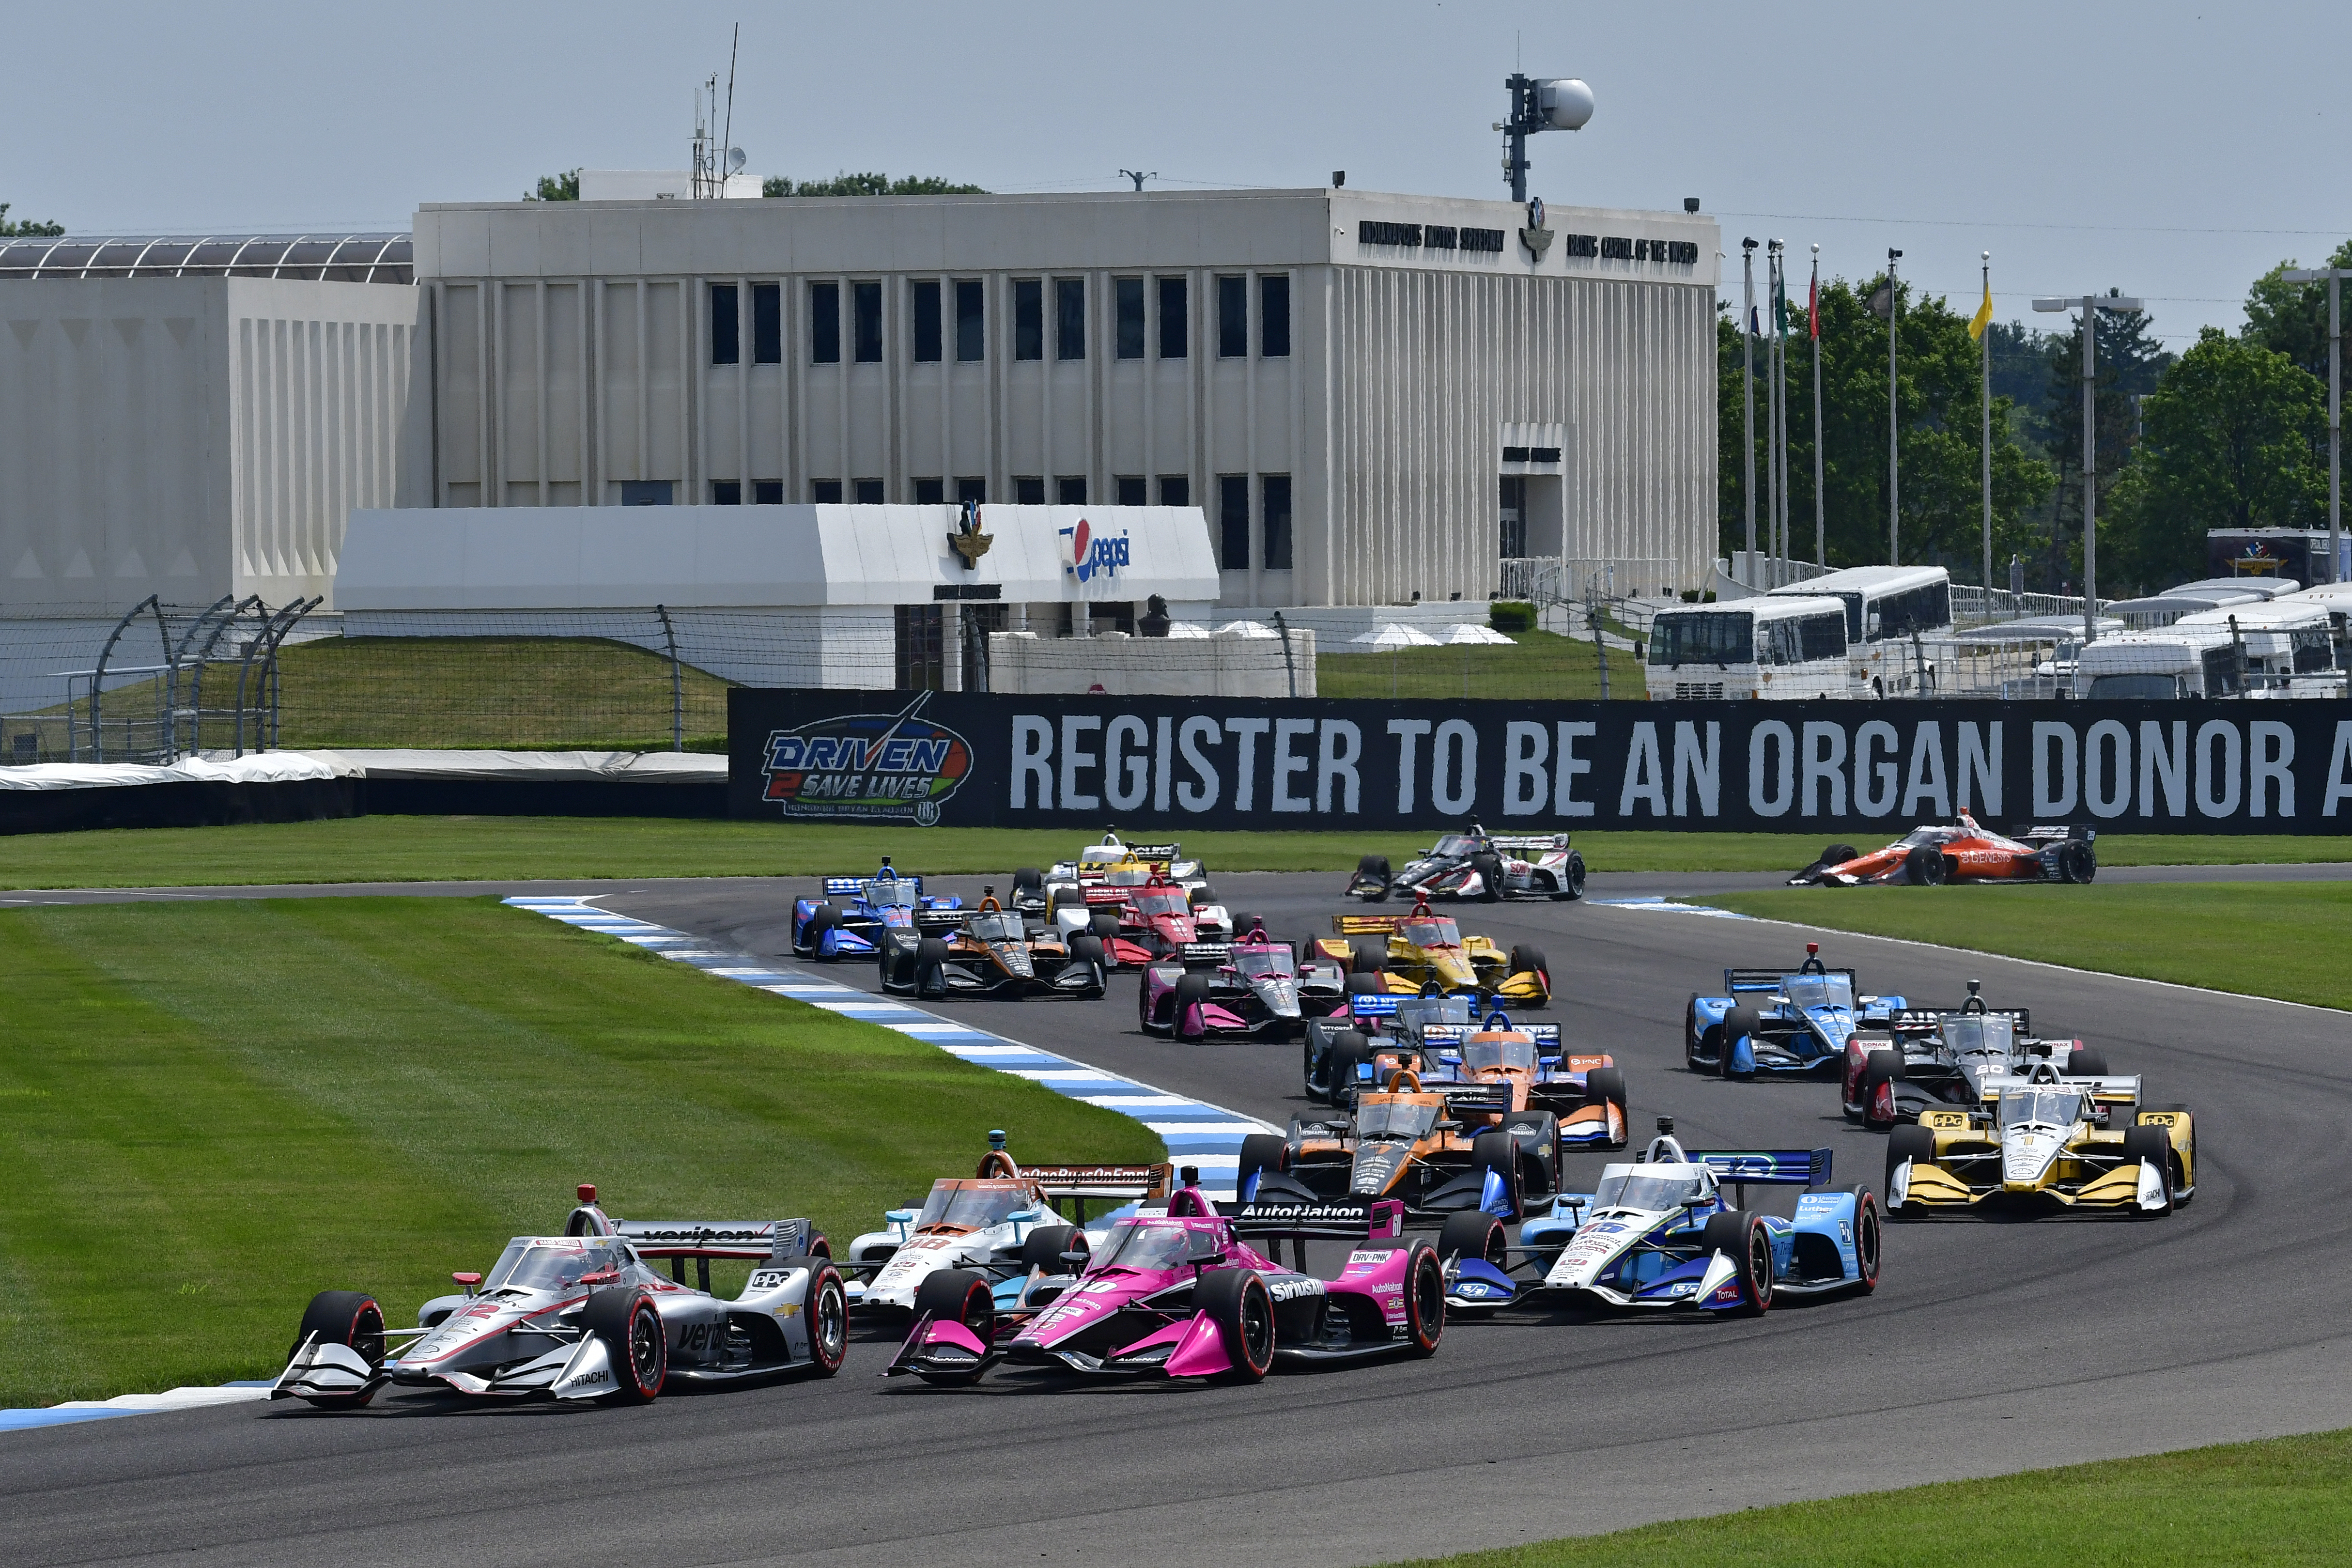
[7, 870, 2352, 1568]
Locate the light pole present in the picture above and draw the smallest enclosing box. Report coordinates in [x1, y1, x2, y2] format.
[1496, 75, 1593, 202]
[2282, 267, 2348, 585]
[2034, 290, 2146, 645]
[1767, 240, 1784, 578]
[1742, 239, 1759, 574]
[1810, 245, 1824, 567]
[1886, 250, 1902, 564]
[1981, 252, 1994, 601]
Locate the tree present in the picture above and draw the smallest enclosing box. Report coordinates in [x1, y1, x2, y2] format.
[2104, 328, 2325, 590]
[2035, 302, 2170, 593]
[763, 173, 987, 197]
[525, 170, 580, 202]
[0, 202, 64, 236]
[2241, 239, 2352, 383]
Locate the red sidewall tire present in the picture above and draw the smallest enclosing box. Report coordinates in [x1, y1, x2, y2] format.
[1405, 1246, 1444, 1356]
[807, 1266, 848, 1375]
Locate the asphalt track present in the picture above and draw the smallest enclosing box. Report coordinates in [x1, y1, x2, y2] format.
[9, 869, 2352, 1567]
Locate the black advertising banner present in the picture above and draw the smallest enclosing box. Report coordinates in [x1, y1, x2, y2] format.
[728, 688, 2352, 836]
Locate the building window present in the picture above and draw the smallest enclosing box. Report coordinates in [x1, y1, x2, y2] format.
[1056, 278, 1085, 360]
[1219, 474, 1250, 568]
[753, 283, 781, 363]
[855, 478, 885, 504]
[1057, 476, 1087, 505]
[895, 604, 945, 692]
[620, 481, 673, 506]
[1115, 474, 1146, 506]
[1499, 476, 1526, 558]
[1217, 274, 1247, 358]
[1158, 475, 1190, 508]
[1115, 278, 1144, 359]
[1158, 276, 1187, 358]
[711, 284, 740, 365]
[911, 279, 942, 362]
[955, 279, 985, 360]
[711, 481, 742, 505]
[913, 477, 945, 504]
[809, 282, 840, 363]
[1013, 280, 1043, 360]
[754, 481, 783, 504]
[853, 281, 882, 363]
[811, 479, 843, 503]
[1260, 274, 1290, 357]
[956, 476, 987, 504]
[1262, 474, 1292, 569]
[1014, 476, 1045, 504]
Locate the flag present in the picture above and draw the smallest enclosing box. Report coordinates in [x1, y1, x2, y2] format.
[1968, 276, 1995, 341]
[1773, 272, 1789, 339]
[1867, 281, 1893, 322]
[1749, 305, 1762, 338]
[1808, 274, 1819, 340]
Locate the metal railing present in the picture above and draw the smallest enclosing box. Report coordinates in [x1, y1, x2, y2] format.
[1500, 556, 1685, 608]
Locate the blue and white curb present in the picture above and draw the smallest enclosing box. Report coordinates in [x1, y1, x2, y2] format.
[504, 897, 1274, 1193]
[1588, 896, 1754, 920]
[0, 1382, 277, 1433]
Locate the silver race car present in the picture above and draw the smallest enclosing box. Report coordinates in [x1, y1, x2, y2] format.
[1347, 825, 1587, 903]
[271, 1184, 847, 1407]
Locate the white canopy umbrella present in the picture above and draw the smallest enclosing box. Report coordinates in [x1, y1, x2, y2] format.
[1162, 621, 1213, 639]
[1216, 620, 1281, 639]
[1440, 622, 1515, 646]
[1349, 623, 1441, 650]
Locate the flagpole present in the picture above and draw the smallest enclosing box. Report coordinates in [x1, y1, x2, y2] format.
[1773, 241, 1790, 579]
[1810, 244, 1824, 567]
[1742, 239, 1758, 579]
[1980, 251, 1994, 602]
[1887, 248, 1902, 567]
[1766, 243, 1782, 580]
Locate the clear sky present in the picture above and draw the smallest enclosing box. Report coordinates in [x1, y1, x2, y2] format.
[5, 0, 2344, 345]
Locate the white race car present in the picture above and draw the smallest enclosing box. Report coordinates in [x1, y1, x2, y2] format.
[1013, 831, 1216, 926]
[1348, 826, 1587, 903]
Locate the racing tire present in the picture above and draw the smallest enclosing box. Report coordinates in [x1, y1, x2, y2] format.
[1684, 994, 1708, 1071]
[1190, 884, 1220, 910]
[2122, 1126, 2175, 1216]
[914, 936, 952, 999]
[1860, 1049, 1906, 1131]
[1701, 1211, 1773, 1315]
[1350, 944, 1387, 976]
[1582, 1067, 1629, 1148]
[2060, 839, 2098, 884]
[1553, 850, 1587, 901]
[288, 1290, 386, 1406]
[1088, 909, 1121, 941]
[1357, 854, 1393, 901]
[583, 1287, 667, 1404]
[1903, 845, 1948, 887]
[1046, 885, 1084, 926]
[1469, 1130, 1524, 1219]
[1436, 1210, 1508, 1270]
[1851, 1187, 1882, 1294]
[1718, 1005, 1760, 1079]
[1471, 851, 1506, 902]
[1193, 1269, 1276, 1382]
[805, 903, 843, 958]
[1068, 933, 1108, 998]
[1011, 867, 1044, 901]
[1231, 912, 1262, 942]
[1020, 1225, 1087, 1275]
[1822, 843, 1859, 868]
[1886, 1124, 1938, 1209]
[2068, 1045, 2110, 1077]
[1403, 1243, 1445, 1357]
[803, 1262, 849, 1375]
[1327, 1033, 1373, 1111]
[1235, 1133, 1289, 1202]
[1172, 972, 1214, 1042]
[909, 1269, 995, 1386]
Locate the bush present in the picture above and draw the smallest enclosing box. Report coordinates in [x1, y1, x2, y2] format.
[1489, 601, 1536, 633]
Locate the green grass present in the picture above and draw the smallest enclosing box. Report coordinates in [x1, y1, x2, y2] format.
[1318, 629, 1639, 700]
[1709, 882, 2352, 1010]
[0, 897, 1158, 1406]
[2, 818, 2349, 891]
[1389, 1428, 2352, 1566]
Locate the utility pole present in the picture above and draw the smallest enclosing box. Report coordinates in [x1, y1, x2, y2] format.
[1811, 244, 1825, 567]
[1981, 252, 1994, 600]
[2283, 267, 2348, 585]
[1742, 239, 1759, 575]
[1887, 249, 1902, 566]
[2034, 290, 2146, 645]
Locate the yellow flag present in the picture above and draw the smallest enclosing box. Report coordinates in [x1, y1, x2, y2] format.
[1968, 278, 1995, 341]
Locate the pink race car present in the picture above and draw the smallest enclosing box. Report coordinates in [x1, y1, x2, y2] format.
[882, 1183, 1444, 1384]
[1135, 922, 1352, 1041]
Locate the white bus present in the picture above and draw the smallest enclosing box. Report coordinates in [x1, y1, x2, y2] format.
[2074, 628, 2246, 700]
[2171, 597, 2346, 697]
[1645, 595, 1851, 700]
[1769, 565, 1953, 696]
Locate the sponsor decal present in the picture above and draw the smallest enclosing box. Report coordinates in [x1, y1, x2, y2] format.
[760, 694, 973, 826]
[1059, 517, 1132, 586]
[1268, 1277, 1327, 1303]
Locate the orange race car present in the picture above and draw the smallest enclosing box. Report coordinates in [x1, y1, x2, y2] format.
[1789, 812, 2097, 887]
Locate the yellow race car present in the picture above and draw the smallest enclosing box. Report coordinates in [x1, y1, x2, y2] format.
[1884, 1061, 2194, 1218]
[1317, 901, 1550, 1009]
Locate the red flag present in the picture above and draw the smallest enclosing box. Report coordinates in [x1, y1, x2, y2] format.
[1808, 276, 1819, 340]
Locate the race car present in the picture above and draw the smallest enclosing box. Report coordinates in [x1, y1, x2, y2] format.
[1322, 902, 1552, 1008]
[1438, 1121, 1880, 1318]
[1346, 825, 1587, 903]
[1016, 831, 1213, 920]
[1843, 981, 2110, 1130]
[875, 896, 1108, 999]
[1062, 869, 1233, 966]
[1300, 997, 1625, 1148]
[883, 1181, 1443, 1385]
[844, 1135, 1176, 1314]
[1789, 812, 2098, 886]
[1885, 1060, 2195, 1217]
[1137, 921, 1349, 1040]
[270, 1184, 845, 1408]
[790, 859, 965, 960]
[1684, 943, 1906, 1078]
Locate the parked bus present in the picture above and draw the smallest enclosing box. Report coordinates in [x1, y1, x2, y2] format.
[1768, 565, 1952, 696]
[2074, 628, 2246, 700]
[1645, 595, 1851, 700]
[2171, 597, 2347, 697]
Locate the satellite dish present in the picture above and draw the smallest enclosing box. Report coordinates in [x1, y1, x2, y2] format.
[726, 147, 747, 174]
[1538, 78, 1594, 131]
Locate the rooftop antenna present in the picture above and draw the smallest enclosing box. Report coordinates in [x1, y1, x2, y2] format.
[693, 26, 745, 200]
[1119, 169, 1157, 191]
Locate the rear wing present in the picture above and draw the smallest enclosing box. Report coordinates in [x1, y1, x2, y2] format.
[2016, 823, 2095, 843]
[1225, 1196, 1406, 1242]
[1343, 992, 1400, 1021]
[1486, 834, 1569, 852]
[914, 907, 965, 932]
[1023, 1163, 1176, 1203]
[1332, 914, 1409, 936]
[1723, 966, 1858, 994]
[1419, 1022, 1563, 1055]
[1122, 841, 1183, 861]
[1892, 1006, 2033, 1033]
[614, 1217, 822, 1261]
[1179, 942, 1232, 966]
[1687, 1149, 1834, 1188]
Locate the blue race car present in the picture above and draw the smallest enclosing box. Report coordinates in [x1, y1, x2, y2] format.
[1683, 943, 1906, 1078]
[790, 860, 965, 960]
[1436, 1118, 1881, 1316]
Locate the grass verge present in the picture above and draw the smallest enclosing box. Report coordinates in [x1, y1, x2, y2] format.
[0, 897, 1158, 1406]
[4, 818, 2349, 891]
[1318, 630, 1636, 701]
[1388, 1428, 2352, 1567]
[1709, 882, 2352, 1011]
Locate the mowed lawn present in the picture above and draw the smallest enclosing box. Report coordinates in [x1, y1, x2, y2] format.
[1710, 882, 2352, 1011]
[0, 898, 1159, 1407]
[3, 816, 2349, 890]
[1390, 1428, 2352, 1567]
